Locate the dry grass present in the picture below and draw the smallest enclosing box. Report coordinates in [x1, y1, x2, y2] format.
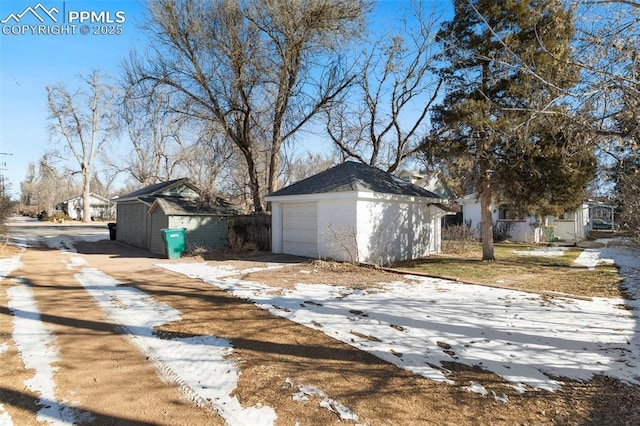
[244, 259, 400, 290]
[232, 242, 624, 298]
[0, 243, 21, 258]
[393, 242, 623, 298]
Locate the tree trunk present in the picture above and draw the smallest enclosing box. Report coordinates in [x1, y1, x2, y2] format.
[266, 145, 280, 212]
[480, 160, 494, 261]
[240, 148, 264, 213]
[82, 166, 91, 223]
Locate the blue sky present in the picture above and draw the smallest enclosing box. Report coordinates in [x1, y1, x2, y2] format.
[0, 0, 146, 197]
[0, 0, 444, 198]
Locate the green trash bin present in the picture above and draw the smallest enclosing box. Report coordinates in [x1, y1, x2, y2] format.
[161, 228, 186, 259]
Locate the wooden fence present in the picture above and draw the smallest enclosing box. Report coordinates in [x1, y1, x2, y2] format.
[227, 214, 272, 251]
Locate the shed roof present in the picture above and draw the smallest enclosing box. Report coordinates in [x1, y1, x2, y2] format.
[268, 161, 443, 199]
[149, 195, 238, 216]
[113, 178, 199, 203]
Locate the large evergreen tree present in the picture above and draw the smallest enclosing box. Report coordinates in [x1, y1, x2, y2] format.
[430, 0, 592, 260]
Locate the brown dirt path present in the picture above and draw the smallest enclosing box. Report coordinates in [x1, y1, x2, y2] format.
[0, 246, 224, 425]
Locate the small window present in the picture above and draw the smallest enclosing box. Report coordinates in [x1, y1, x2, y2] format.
[498, 205, 510, 220]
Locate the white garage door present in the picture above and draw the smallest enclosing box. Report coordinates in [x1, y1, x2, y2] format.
[282, 202, 318, 258]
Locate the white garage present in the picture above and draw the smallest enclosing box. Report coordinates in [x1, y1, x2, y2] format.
[282, 202, 318, 258]
[265, 162, 448, 265]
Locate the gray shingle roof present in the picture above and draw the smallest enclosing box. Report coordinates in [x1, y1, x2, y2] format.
[152, 195, 238, 216]
[113, 178, 198, 203]
[268, 161, 443, 199]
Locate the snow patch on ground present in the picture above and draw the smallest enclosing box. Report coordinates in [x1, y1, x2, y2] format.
[288, 380, 358, 421]
[513, 247, 569, 257]
[0, 255, 22, 426]
[74, 267, 276, 426]
[0, 255, 22, 278]
[64, 256, 87, 270]
[157, 262, 285, 280]
[492, 391, 509, 403]
[161, 253, 640, 393]
[7, 280, 92, 425]
[574, 249, 616, 270]
[11, 233, 106, 251]
[464, 382, 488, 396]
[0, 404, 12, 426]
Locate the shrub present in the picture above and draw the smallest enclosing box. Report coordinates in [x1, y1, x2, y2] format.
[442, 222, 477, 254]
[493, 222, 513, 242]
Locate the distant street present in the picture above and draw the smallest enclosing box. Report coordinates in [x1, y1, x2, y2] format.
[6, 216, 109, 248]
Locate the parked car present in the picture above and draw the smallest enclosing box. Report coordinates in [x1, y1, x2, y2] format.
[592, 218, 613, 229]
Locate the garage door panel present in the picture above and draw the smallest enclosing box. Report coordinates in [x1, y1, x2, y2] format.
[283, 202, 314, 212]
[282, 229, 317, 243]
[284, 217, 317, 229]
[282, 241, 317, 257]
[282, 202, 318, 258]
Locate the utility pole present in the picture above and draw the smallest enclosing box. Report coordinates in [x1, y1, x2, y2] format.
[0, 164, 6, 198]
[0, 153, 13, 199]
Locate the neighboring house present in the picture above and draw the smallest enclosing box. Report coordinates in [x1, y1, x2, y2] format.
[396, 169, 456, 199]
[397, 169, 461, 226]
[265, 161, 448, 265]
[56, 193, 114, 220]
[457, 193, 590, 243]
[112, 178, 238, 255]
[589, 201, 616, 230]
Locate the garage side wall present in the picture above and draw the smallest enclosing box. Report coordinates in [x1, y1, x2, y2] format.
[317, 198, 358, 262]
[169, 215, 229, 250]
[116, 201, 148, 249]
[356, 196, 438, 265]
[149, 209, 170, 255]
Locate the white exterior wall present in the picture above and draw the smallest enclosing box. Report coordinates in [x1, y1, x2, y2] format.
[553, 220, 576, 241]
[270, 202, 283, 254]
[460, 195, 592, 243]
[268, 192, 443, 264]
[317, 198, 358, 262]
[551, 203, 589, 242]
[497, 219, 540, 243]
[429, 205, 444, 253]
[355, 194, 440, 265]
[459, 196, 493, 235]
[64, 195, 114, 220]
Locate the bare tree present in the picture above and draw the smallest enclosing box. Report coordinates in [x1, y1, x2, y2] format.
[19, 156, 77, 217]
[280, 151, 338, 187]
[120, 89, 185, 186]
[47, 70, 118, 222]
[175, 124, 236, 200]
[325, 3, 443, 173]
[125, 0, 370, 212]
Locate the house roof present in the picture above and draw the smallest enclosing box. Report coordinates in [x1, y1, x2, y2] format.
[57, 193, 111, 205]
[113, 178, 199, 203]
[150, 195, 238, 216]
[268, 161, 443, 199]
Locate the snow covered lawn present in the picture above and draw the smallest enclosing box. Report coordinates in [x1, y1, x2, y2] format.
[161, 244, 640, 396]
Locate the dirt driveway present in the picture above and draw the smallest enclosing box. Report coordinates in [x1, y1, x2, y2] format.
[1, 222, 640, 425]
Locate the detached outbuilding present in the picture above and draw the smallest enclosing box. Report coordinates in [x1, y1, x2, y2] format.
[265, 162, 448, 265]
[113, 178, 237, 255]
